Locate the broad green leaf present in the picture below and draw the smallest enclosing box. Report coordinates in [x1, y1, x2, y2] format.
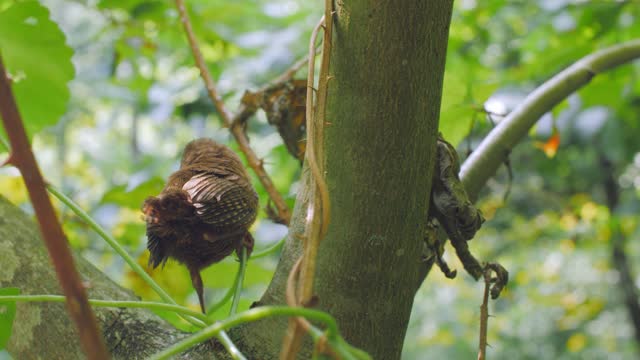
[101, 177, 165, 208]
[0, 287, 19, 349]
[0, 1, 74, 139]
[439, 70, 469, 146]
[579, 72, 625, 109]
[201, 258, 274, 288]
[439, 104, 474, 148]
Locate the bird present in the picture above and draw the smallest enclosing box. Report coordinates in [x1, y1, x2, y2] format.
[142, 138, 258, 314]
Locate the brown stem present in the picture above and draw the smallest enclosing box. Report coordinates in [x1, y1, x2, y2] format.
[280, 257, 306, 360]
[174, 0, 291, 225]
[0, 55, 109, 359]
[281, 11, 333, 358]
[477, 269, 491, 360]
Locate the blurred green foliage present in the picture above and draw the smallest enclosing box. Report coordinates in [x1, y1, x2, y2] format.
[0, 0, 640, 359]
[407, 1, 640, 359]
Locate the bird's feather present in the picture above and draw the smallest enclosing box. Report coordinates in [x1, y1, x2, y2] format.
[183, 173, 258, 230]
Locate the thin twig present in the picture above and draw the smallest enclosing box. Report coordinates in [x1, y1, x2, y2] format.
[174, 0, 291, 225]
[0, 54, 109, 359]
[478, 269, 492, 360]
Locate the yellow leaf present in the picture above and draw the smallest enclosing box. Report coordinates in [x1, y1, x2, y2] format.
[566, 333, 587, 352]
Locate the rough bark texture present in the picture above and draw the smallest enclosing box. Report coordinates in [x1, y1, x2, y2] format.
[318, 1, 452, 356]
[234, 1, 454, 359]
[0, 195, 220, 359]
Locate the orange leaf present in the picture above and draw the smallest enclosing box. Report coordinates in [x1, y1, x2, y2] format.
[534, 132, 560, 158]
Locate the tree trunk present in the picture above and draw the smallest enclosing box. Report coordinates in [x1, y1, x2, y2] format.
[234, 1, 454, 358]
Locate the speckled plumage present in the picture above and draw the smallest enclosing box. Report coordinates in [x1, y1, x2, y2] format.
[142, 138, 258, 313]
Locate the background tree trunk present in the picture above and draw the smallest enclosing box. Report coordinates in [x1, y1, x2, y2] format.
[234, 1, 454, 358]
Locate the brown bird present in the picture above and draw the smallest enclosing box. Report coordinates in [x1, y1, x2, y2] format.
[142, 138, 258, 313]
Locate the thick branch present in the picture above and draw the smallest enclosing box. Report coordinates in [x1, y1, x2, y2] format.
[460, 39, 640, 199]
[0, 55, 108, 358]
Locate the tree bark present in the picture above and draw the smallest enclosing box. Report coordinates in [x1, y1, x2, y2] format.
[0, 195, 220, 359]
[233, 1, 454, 359]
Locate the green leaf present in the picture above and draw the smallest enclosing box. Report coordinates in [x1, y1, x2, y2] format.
[439, 70, 475, 147]
[0, 287, 19, 349]
[579, 71, 626, 109]
[0, 1, 75, 139]
[101, 177, 165, 208]
[439, 104, 474, 148]
[201, 258, 273, 289]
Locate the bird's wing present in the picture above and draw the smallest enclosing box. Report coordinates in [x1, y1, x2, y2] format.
[182, 173, 258, 230]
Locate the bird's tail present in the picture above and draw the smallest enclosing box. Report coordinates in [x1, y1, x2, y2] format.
[146, 223, 170, 269]
[142, 192, 194, 269]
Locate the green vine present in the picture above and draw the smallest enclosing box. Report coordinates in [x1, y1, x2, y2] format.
[149, 306, 370, 360]
[0, 295, 207, 322]
[0, 294, 370, 359]
[230, 247, 248, 316]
